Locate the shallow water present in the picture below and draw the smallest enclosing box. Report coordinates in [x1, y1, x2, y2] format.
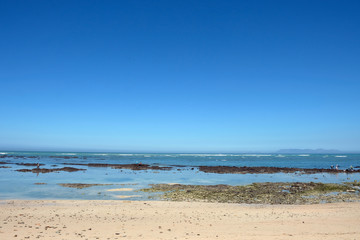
[0, 151, 359, 200]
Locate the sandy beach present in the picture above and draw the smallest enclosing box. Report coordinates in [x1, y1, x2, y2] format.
[0, 200, 359, 239]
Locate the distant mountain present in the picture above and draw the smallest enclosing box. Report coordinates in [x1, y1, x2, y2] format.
[276, 148, 341, 154]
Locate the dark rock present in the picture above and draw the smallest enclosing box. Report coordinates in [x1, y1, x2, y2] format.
[16, 167, 86, 173]
[57, 183, 112, 189]
[198, 166, 360, 174]
[15, 163, 45, 167]
[62, 163, 172, 171]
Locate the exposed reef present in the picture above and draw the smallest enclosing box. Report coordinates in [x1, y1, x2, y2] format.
[5, 159, 360, 175]
[198, 166, 360, 174]
[16, 167, 86, 173]
[58, 183, 112, 189]
[15, 163, 45, 167]
[140, 181, 360, 204]
[62, 163, 172, 171]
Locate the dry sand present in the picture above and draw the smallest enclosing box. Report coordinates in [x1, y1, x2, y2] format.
[0, 200, 359, 239]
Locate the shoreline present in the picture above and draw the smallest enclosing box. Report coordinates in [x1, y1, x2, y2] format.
[1, 200, 359, 239]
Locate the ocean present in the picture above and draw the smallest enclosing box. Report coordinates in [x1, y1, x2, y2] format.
[1, 151, 359, 200]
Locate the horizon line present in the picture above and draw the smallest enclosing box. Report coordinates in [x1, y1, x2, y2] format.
[1, 149, 360, 154]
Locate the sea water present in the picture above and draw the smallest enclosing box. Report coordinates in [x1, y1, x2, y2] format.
[0, 151, 359, 200]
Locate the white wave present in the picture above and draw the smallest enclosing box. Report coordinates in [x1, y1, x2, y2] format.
[335, 155, 347, 158]
[178, 154, 229, 157]
[239, 154, 272, 157]
[92, 153, 138, 156]
[276, 155, 285, 158]
[180, 154, 273, 157]
[0, 152, 7, 154]
[298, 154, 310, 157]
[170, 153, 277, 157]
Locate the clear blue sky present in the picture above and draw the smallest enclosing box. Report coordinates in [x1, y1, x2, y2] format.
[1, 0, 359, 152]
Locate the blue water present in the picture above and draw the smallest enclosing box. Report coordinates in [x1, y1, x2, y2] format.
[1, 151, 359, 200]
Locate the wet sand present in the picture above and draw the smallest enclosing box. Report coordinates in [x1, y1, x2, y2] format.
[0, 200, 359, 239]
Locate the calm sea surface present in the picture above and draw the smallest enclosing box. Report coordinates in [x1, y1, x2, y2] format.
[1, 151, 359, 200]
